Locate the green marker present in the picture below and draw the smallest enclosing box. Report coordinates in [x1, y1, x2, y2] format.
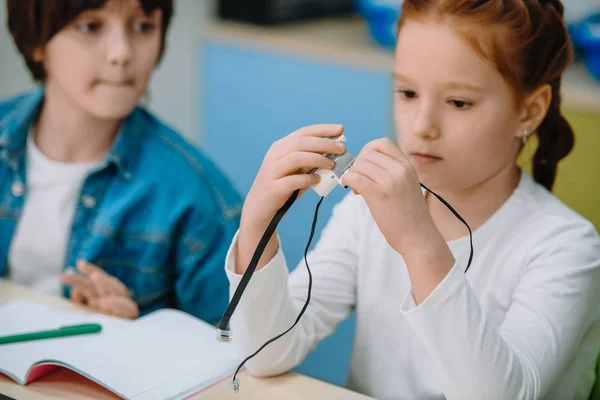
[0, 323, 102, 345]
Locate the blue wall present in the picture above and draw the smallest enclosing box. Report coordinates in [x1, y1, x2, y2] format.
[200, 41, 392, 386]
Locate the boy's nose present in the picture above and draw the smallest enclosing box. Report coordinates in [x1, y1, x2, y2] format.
[106, 31, 132, 67]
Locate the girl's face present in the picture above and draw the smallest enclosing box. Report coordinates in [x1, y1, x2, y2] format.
[38, 0, 162, 120]
[394, 20, 524, 192]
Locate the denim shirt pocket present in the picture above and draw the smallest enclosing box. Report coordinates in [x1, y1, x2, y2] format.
[88, 228, 173, 309]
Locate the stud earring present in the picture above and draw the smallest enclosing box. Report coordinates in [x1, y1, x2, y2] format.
[522, 129, 530, 145]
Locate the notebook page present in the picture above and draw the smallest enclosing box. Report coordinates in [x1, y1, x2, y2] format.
[60, 309, 241, 400]
[0, 300, 129, 384]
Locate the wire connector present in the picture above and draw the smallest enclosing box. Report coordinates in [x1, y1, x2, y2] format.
[229, 378, 240, 393]
[216, 329, 232, 343]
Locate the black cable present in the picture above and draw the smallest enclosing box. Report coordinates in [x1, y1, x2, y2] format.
[218, 189, 300, 334]
[221, 182, 474, 392]
[230, 196, 324, 387]
[420, 183, 474, 272]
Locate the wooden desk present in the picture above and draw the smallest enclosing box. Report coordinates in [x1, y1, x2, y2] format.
[0, 279, 371, 400]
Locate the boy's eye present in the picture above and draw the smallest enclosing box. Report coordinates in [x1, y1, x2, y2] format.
[76, 21, 102, 33]
[396, 90, 417, 99]
[133, 21, 156, 32]
[449, 100, 473, 110]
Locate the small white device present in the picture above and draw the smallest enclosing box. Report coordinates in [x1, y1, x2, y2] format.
[310, 134, 355, 197]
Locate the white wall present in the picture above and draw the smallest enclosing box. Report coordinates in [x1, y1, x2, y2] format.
[564, 0, 600, 24]
[0, 0, 215, 143]
[147, 0, 215, 143]
[0, 1, 36, 97]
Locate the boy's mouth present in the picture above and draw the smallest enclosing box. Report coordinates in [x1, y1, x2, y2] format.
[94, 79, 134, 87]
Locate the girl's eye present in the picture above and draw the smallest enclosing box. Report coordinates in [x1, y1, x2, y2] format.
[449, 100, 473, 110]
[396, 90, 417, 99]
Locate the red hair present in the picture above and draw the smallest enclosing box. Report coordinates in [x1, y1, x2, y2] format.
[398, 0, 574, 191]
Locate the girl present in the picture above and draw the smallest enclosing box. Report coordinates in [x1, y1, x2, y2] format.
[0, 0, 241, 322]
[225, 0, 600, 399]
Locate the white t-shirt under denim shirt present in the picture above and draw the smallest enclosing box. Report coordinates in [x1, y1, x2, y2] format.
[7, 132, 101, 295]
[224, 170, 600, 400]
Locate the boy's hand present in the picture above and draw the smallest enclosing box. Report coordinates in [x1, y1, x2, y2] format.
[60, 260, 139, 319]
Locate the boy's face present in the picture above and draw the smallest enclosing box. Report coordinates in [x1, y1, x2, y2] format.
[37, 0, 163, 120]
[393, 20, 524, 192]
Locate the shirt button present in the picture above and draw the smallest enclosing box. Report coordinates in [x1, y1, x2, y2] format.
[81, 195, 96, 208]
[11, 181, 24, 197]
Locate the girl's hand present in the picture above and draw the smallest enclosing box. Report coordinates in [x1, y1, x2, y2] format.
[342, 138, 444, 257]
[342, 138, 455, 304]
[236, 124, 347, 274]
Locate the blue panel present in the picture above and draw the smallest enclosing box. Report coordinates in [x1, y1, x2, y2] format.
[200, 41, 392, 387]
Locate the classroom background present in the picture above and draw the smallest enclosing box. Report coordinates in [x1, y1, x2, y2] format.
[1, 0, 599, 390]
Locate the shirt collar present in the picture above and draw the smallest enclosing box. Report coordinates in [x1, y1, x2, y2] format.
[0, 87, 142, 179]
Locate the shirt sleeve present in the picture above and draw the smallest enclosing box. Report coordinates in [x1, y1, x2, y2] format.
[224, 193, 364, 377]
[400, 218, 600, 400]
[172, 200, 240, 325]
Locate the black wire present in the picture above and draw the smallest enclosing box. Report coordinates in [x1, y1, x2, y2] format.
[223, 182, 474, 390]
[231, 196, 325, 382]
[420, 183, 474, 272]
[218, 190, 300, 332]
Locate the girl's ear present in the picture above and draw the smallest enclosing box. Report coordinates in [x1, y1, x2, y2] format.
[517, 83, 552, 138]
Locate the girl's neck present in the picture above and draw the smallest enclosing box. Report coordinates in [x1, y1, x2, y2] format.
[34, 83, 122, 163]
[426, 164, 522, 242]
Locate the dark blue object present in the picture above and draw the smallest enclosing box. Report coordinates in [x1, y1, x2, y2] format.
[571, 12, 600, 81]
[355, 0, 402, 49]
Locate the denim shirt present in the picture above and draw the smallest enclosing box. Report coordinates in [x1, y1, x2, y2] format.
[0, 89, 242, 323]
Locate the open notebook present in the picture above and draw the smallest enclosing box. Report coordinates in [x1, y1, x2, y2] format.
[0, 300, 241, 400]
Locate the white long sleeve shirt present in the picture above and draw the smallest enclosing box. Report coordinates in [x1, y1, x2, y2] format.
[225, 170, 600, 400]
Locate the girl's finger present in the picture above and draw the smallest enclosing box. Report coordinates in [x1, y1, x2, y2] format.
[274, 152, 335, 179]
